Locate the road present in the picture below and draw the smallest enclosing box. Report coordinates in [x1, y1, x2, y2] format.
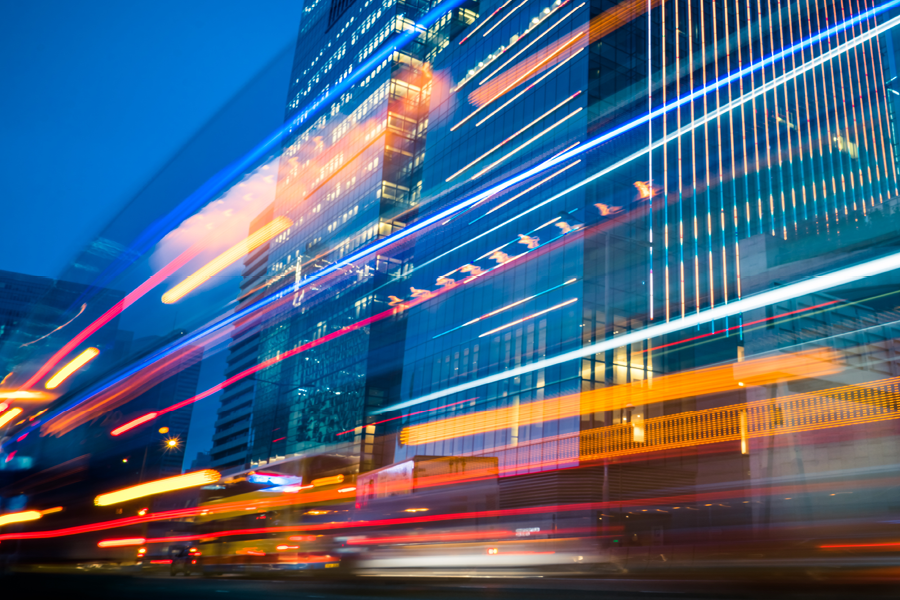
[1, 572, 897, 600]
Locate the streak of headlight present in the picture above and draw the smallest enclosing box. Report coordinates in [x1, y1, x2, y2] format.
[458, 0, 514, 44]
[0, 407, 24, 429]
[0, 391, 51, 401]
[110, 412, 159, 436]
[479, 1, 585, 86]
[17, 243, 204, 391]
[434, 278, 577, 339]
[161, 216, 292, 304]
[474, 0, 662, 103]
[20, 304, 86, 348]
[98, 537, 146, 548]
[394, 10, 900, 309]
[44, 347, 99, 390]
[469, 108, 583, 180]
[94, 470, 220, 506]
[376, 245, 900, 415]
[451, 32, 585, 131]
[469, 158, 581, 225]
[481, 0, 533, 38]
[474, 50, 585, 128]
[0, 510, 41, 528]
[399, 350, 840, 444]
[29, 4, 899, 439]
[334, 398, 474, 436]
[479, 298, 578, 337]
[0, 479, 870, 542]
[112, 225, 571, 436]
[446, 91, 581, 181]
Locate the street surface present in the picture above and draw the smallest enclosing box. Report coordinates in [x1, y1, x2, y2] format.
[1, 572, 897, 600]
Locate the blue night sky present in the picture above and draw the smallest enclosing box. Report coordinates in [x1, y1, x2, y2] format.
[1, 0, 307, 468]
[0, 0, 304, 278]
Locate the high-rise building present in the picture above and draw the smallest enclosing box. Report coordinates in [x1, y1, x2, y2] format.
[241, 0, 900, 529]
[247, 0, 477, 470]
[209, 203, 277, 471]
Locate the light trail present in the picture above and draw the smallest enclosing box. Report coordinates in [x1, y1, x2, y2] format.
[0, 510, 41, 528]
[446, 91, 581, 181]
[19, 303, 86, 348]
[399, 349, 839, 444]
[16, 242, 204, 391]
[458, 0, 515, 44]
[23, 2, 899, 443]
[334, 398, 474, 436]
[111, 412, 159, 436]
[451, 32, 585, 131]
[479, 1, 585, 85]
[478, 298, 578, 337]
[162, 216, 292, 304]
[468, 158, 581, 225]
[481, 0, 531, 37]
[94, 470, 221, 506]
[71, 0, 471, 305]
[377, 244, 900, 415]
[469, 108, 583, 180]
[98, 537, 146, 548]
[390, 6, 900, 311]
[112, 222, 579, 437]
[44, 347, 99, 390]
[0, 407, 24, 429]
[433, 278, 577, 339]
[474, 49, 585, 128]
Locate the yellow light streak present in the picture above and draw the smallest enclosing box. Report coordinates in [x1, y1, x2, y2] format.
[94, 469, 220, 506]
[39, 507, 63, 515]
[162, 216, 292, 304]
[0, 407, 23, 429]
[311, 474, 345, 487]
[401, 350, 840, 445]
[45, 347, 99, 390]
[0, 510, 41, 528]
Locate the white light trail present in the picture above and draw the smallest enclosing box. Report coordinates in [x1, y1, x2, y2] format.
[375, 249, 900, 414]
[479, 298, 578, 337]
[447, 92, 581, 181]
[480, 2, 586, 85]
[475, 49, 585, 128]
[469, 108, 583, 180]
[392, 9, 900, 289]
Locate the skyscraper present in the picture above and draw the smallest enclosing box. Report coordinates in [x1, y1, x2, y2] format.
[210, 203, 277, 471]
[240, 0, 900, 519]
[247, 0, 478, 470]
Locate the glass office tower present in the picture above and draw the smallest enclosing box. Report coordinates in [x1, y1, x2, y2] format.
[249, 0, 478, 469]
[247, 0, 900, 536]
[387, 0, 900, 529]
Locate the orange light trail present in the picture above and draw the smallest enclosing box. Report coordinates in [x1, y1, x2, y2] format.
[98, 537, 146, 548]
[452, 32, 585, 130]
[471, 0, 661, 107]
[110, 412, 159, 437]
[0, 407, 24, 429]
[162, 216, 292, 304]
[401, 350, 840, 445]
[94, 470, 220, 506]
[44, 347, 99, 390]
[0, 510, 42, 528]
